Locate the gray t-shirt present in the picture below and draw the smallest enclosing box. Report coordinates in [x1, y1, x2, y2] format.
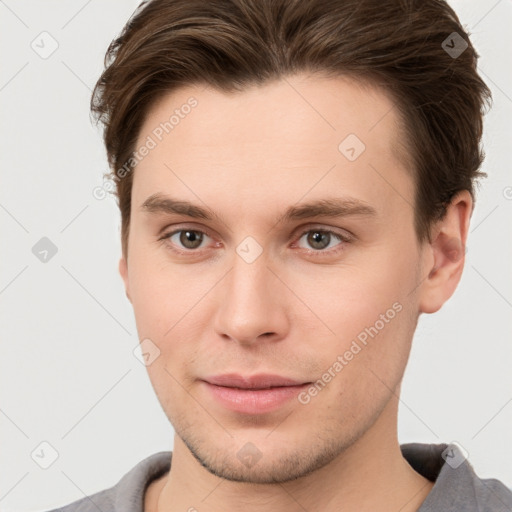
[43, 442, 512, 512]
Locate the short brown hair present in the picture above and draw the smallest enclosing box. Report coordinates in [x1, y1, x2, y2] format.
[90, 0, 492, 259]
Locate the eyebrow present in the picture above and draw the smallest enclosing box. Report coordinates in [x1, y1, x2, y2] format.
[140, 193, 378, 224]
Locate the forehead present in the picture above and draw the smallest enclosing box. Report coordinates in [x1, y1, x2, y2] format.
[131, 73, 413, 222]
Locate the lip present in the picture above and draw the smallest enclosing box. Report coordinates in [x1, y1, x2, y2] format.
[203, 373, 306, 389]
[201, 373, 311, 414]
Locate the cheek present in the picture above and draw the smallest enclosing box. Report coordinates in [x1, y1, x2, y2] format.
[294, 265, 403, 337]
[296, 255, 416, 383]
[127, 243, 185, 336]
[128, 259, 208, 374]
[129, 276, 169, 339]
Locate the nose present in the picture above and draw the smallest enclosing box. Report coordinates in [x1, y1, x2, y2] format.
[213, 248, 289, 346]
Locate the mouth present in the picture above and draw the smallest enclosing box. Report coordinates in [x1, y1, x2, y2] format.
[203, 373, 308, 389]
[200, 373, 311, 414]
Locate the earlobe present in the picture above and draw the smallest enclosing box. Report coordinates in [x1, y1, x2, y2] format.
[418, 190, 472, 314]
[119, 256, 131, 303]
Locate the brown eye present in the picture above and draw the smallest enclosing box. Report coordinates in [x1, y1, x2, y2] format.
[296, 229, 349, 253]
[162, 229, 210, 251]
[179, 230, 204, 249]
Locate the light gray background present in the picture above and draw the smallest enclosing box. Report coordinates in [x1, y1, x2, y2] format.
[1, 1, 511, 510]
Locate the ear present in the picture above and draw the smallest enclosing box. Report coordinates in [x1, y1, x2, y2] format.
[119, 255, 132, 303]
[418, 190, 473, 314]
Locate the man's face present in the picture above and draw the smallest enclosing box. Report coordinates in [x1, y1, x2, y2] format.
[121, 74, 428, 483]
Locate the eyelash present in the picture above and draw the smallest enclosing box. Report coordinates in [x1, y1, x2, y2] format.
[158, 225, 352, 258]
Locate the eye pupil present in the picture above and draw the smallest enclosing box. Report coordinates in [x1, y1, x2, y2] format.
[308, 231, 329, 250]
[180, 230, 203, 249]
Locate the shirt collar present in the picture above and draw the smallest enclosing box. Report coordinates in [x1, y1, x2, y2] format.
[113, 443, 511, 512]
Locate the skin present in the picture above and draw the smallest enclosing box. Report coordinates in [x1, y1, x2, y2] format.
[118, 73, 472, 512]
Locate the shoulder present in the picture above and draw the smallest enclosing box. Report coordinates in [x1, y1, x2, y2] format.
[472, 476, 512, 510]
[39, 451, 172, 512]
[41, 487, 115, 512]
[402, 442, 512, 511]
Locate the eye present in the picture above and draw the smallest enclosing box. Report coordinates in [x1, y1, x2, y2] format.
[160, 228, 213, 253]
[159, 225, 352, 257]
[294, 228, 351, 255]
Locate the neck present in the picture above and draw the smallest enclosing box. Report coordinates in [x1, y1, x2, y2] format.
[146, 396, 434, 512]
